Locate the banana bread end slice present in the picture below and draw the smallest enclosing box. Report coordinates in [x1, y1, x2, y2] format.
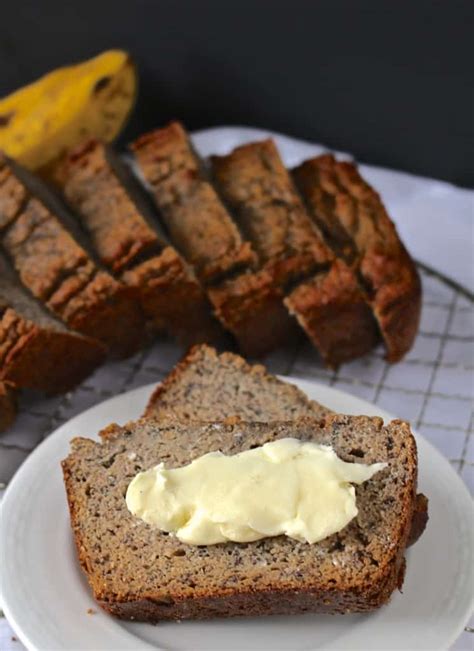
[62, 414, 423, 621]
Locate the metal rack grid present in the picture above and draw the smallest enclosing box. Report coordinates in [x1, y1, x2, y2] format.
[0, 263, 473, 645]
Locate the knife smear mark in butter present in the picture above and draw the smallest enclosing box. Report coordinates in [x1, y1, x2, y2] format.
[125, 438, 387, 545]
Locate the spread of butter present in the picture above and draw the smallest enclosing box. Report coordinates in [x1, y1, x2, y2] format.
[125, 438, 386, 545]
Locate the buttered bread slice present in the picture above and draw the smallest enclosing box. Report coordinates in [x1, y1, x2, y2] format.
[62, 414, 425, 621]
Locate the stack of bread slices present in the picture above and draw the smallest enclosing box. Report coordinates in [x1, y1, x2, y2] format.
[0, 123, 421, 428]
[62, 344, 428, 621]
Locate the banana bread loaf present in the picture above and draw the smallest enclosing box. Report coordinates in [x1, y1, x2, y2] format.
[212, 141, 379, 366]
[0, 156, 145, 357]
[62, 414, 424, 621]
[0, 253, 105, 392]
[60, 140, 223, 347]
[0, 381, 16, 431]
[293, 155, 421, 360]
[144, 343, 331, 420]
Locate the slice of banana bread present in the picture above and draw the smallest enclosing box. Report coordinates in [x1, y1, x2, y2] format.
[144, 344, 330, 420]
[0, 381, 16, 431]
[293, 155, 421, 361]
[60, 140, 222, 347]
[0, 156, 145, 358]
[212, 141, 379, 366]
[131, 124, 294, 356]
[130, 122, 256, 283]
[62, 414, 423, 621]
[211, 139, 330, 283]
[0, 253, 105, 393]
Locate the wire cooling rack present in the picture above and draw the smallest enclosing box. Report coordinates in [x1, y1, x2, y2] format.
[1, 264, 473, 490]
[0, 263, 473, 646]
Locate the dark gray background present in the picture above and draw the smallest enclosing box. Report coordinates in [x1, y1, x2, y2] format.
[1, 0, 472, 186]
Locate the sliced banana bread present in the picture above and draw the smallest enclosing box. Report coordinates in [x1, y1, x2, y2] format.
[212, 141, 379, 366]
[60, 140, 223, 347]
[144, 343, 331, 420]
[284, 259, 380, 367]
[0, 381, 16, 431]
[62, 414, 423, 621]
[131, 124, 294, 356]
[211, 139, 330, 283]
[130, 122, 255, 283]
[0, 253, 105, 393]
[0, 156, 145, 358]
[293, 155, 421, 361]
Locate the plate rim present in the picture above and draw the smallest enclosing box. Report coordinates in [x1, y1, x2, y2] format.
[1, 378, 473, 651]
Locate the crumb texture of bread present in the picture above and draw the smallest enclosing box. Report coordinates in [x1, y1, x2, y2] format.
[0, 253, 105, 392]
[131, 122, 255, 284]
[62, 414, 419, 621]
[145, 344, 331, 420]
[0, 156, 146, 357]
[0, 381, 16, 431]
[61, 140, 222, 347]
[293, 155, 421, 360]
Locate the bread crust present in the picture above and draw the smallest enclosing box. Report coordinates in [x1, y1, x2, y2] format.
[293, 156, 421, 360]
[100, 563, 406, 621]
[0, 381, 16, 431]
[62, 415, 424, 622]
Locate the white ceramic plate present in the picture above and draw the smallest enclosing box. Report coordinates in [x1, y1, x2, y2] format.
[1, 379, 473, 651]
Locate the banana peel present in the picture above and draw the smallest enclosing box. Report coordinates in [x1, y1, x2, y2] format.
[0, 50, 137, 176]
